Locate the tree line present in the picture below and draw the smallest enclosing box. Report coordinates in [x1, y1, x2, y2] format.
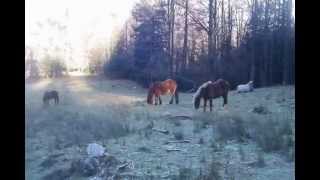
[105, 0, 295, 89]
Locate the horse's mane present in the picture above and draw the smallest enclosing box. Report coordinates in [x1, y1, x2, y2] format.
[192, 81, 212, 104]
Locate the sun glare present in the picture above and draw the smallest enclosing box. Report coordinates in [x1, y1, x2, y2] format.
[26, 0, 138, 68]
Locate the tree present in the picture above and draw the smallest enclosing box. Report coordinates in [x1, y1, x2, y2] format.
[88, 47, 105, 74]
[25, 47, 40, 79]
[41, 55, 66, 78]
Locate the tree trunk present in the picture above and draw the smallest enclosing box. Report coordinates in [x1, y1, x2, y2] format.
[168, 0, 173, 77]
[170, 0, 175, 76]
[208, 0, 215, 78]
[181, 0, 189, 73]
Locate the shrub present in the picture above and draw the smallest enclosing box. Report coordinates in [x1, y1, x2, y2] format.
[173, 131, 184, 140]
[251, 116, 293, 153]
[104, 54, 133, 78]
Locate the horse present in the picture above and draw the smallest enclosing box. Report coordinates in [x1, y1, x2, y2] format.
[147, 79, 179, 105]
[193, 79, 230, 112]
[237, 81, 254, 93]
[43, 90, 59, 107]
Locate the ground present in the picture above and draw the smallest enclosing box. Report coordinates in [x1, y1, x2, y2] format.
[25, 76, 295, 180]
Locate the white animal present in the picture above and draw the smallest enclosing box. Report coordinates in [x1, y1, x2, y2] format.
[237, 81, 254, 93]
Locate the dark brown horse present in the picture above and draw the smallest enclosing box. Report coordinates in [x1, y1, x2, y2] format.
[147, 79, 179, 105]
[43, 90, 59, 107]
[193, 79, 230, 112]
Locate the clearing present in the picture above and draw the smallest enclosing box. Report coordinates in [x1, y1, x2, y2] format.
[26, 76, 295, 180]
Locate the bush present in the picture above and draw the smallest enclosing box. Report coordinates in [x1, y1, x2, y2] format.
[104, 54, 133, 78]
[173, 131, 184, 140]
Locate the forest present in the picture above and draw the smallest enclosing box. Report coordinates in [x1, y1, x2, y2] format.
[25, 0, 295, 90]
[105, 0, 295, 89]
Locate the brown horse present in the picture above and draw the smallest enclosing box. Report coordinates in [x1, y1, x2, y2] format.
[43, 90, 59, 107]
[193, 79, 230, 112]
[147, 79, 179, 105]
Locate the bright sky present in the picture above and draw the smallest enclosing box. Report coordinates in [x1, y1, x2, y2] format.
[26, 0, 138, 67]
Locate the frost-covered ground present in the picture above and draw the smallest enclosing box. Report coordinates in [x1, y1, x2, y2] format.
[25, 76, 295, 180]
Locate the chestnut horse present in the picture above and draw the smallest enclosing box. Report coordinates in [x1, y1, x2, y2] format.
[193, 79, 230, 112]
[43, 90, 59, 107]
[147, 79, 179, 105]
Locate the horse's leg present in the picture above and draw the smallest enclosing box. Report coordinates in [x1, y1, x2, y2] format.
[169, 93, 174, 104]
[175, 90, 179, 104]
[210, 99, 213, 112]
[223, 94, 228, 107]
[203, 99, 207, 112]
[155, 95, 158, 105]
[159, 95, 162, 105]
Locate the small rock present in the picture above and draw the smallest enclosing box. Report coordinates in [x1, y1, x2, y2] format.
[70, 157, 99, 177]
[42, 168, 71, 180]
[89, 177, 103, 180]
[87, 143, 105, 157]
[252, 105, 270, 114]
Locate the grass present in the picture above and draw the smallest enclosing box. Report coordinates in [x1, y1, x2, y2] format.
[137, 146, 152, 153]
[210, 111, 294, 157]
[198, 137, 204, 144]
[26, 104, 138, 150]
[238, 145, 245, 161]
[256, 150, 266, 168]
[26, 78, 295, 180]
[250, 114, 294, 153]
[214, 113, 248, 143]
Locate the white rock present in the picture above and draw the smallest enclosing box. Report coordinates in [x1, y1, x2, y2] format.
[87, 143, 105, 157]
[89, 177, 102, 180]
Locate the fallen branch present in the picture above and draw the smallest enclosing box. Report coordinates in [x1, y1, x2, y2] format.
[240, 161, 257, 165]
[168, 115, 193, 120]
[110, 161, 134, 180]
[152, 128, 169, 134]
[164, 140, 191, 144]
[117, 162, 131, 171]
[166, 148, 182, 152]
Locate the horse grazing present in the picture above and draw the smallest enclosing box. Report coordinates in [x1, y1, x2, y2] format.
[147, 79, 179, 105]
[193, 79, 230, 112]
[43, 90, 59, 107]
[237, 81, 254, 93]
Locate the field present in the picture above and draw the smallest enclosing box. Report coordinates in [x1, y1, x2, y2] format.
[25, 76, 295, 180]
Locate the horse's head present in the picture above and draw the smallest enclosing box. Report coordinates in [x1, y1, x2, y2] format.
[194, 96, 201, 109]
[193, 87, 203, 110]
[248, 81, 254, 91]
